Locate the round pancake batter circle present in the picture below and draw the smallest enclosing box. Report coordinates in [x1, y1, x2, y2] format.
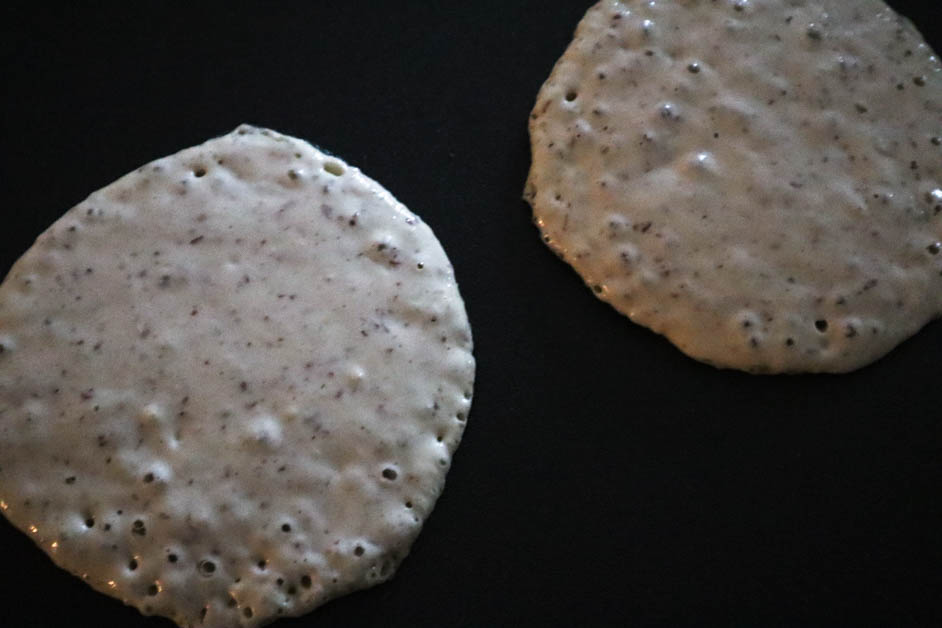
[0, 126, 475, 627]
[526, 0, 942, 373]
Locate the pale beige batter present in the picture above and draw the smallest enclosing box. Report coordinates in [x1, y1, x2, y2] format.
[0, 126, 475, 626]
[527, 0, 942, 372]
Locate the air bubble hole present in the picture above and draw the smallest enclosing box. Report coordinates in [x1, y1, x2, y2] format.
[198, 559, 216, 576]
[323, 162, 344, 176]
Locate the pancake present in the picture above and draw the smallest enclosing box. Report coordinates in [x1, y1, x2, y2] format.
[0, 125, 475, 626]
[526, 0, 942, 373]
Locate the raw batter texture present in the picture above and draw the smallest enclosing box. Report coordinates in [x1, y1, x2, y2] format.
[0, 126, 474, 626]
[526, 0, 942, 372]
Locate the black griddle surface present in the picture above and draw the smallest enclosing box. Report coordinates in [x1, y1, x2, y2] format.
[2, 2, 940, 626]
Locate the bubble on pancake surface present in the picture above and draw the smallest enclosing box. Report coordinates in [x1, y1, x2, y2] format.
[526, 0, 942, 373]
[0, 125, 474, 626]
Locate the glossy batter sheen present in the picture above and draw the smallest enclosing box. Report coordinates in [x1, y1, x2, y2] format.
[526, 0, 942, 373]
[0, 126, 474, 627]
